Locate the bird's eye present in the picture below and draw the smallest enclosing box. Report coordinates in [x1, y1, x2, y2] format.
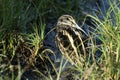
[60, 19, 63, 22]
[66, 17, 69, 20]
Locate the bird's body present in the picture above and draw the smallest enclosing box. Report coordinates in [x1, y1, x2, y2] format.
[55, 15, 88, 64]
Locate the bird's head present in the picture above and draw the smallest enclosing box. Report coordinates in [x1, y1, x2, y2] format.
[57, 15, 76, 27]
[57, 15, 88, 36]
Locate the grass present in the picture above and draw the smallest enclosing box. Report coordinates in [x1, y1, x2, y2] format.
[0, 0, 120, 80]
[85, 1, 120, 79]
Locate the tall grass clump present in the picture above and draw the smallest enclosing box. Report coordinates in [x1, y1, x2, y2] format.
[85, 0, 120, 79]
[0, 0, 53, 79]
[0, 22, 48, 80]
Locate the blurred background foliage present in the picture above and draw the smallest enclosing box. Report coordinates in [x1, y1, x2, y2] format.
[0, 0, 95, 35]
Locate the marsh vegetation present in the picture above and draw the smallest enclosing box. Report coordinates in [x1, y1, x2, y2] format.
[0, 0, 120, 80]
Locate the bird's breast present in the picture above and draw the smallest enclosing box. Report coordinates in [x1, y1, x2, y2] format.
[56, 27, 83, 53]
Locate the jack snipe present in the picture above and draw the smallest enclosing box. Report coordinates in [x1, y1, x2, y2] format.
[55, 15, 88, 64]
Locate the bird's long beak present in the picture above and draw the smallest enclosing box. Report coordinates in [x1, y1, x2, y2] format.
[74, 24, 88, 36]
